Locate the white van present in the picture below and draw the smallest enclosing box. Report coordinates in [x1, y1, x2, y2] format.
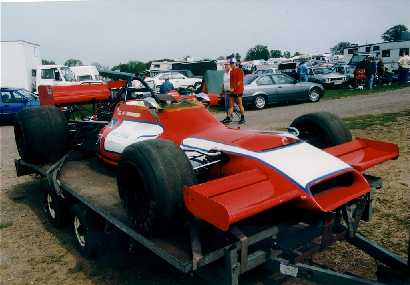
[70, 65, 101, 82]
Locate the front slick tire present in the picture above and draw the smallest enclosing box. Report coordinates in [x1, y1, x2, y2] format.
[290, 112, 352, 149]
[117, 139, 195, 237]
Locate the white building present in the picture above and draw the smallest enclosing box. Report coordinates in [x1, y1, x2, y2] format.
[343, 40, 410, 70]
[1, 40, 41, 91]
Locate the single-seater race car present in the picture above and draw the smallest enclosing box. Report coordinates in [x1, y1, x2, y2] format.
[14, 71, 399, 237]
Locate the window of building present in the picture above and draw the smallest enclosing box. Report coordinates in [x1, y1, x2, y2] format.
[348, 48, 355, 54]
[365, 46, 371, 52]
[382, 49, 391, 57]
[373, 46, 380, 51]
[400, 48, 409, 56]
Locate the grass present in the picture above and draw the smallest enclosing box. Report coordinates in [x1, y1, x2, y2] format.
[324, 83, 406, 100]
[342, 110, 410, 129]
[0, 222, 13, 230]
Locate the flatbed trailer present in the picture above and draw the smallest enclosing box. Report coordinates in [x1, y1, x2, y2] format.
[15, 153, 409, 285]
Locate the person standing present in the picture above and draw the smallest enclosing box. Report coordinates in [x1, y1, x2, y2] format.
[298, 61, 308, 82]
[377, 58, 384, 84]
[365, 57, 377, 90]
[159, 77, 174, 94]
[222, 59, 245, 124]
[222, 63, 231, 116]
[398, 51, 410, 84]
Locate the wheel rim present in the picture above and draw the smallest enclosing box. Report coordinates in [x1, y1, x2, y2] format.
[74, 216, 86, 247]
[47, 193, 56, 219]
[255, 96, 265, 109]
[309, 90, 320, 102]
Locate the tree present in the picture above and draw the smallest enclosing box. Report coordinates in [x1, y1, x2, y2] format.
[235, 52, 241, 62]
[382, 24, 408, 42]
[283, 51, 291, 58]
[293, 51, 302, 57]
[42, 59, 55, 65]
[330, 42, 357, 55]
[111, 60, 147, 75]
[245, 45, 270, 61]
[64, 58, 83, 67]
[270, 49, 282, 58]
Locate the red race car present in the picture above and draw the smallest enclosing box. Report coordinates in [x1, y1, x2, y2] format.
[15, 71, 399, 236]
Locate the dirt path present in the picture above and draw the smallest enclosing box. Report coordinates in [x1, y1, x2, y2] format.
[216, 86, 410, 129]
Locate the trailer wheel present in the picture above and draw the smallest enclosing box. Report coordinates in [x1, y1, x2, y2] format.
[43, 188, 68, 228]
[290, 112, 352, 149]
[117, 139, 195, 236]
[71, 204, 103, 259]
[14, 106, 68, 164]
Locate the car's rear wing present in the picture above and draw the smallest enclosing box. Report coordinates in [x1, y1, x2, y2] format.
[38, 80, 127, 106]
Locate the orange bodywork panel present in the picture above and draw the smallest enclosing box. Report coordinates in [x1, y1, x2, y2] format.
[39, 83, 111, 106]
[184, 169, 301, 231]
[325, 138, 399, 172]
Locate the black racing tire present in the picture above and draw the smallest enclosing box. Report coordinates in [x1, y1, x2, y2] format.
[71, 204, 104, 259]
[308, 87, 322, 103]
[253, 94, 267, 110]
[117, 139, 196, 236]
[14, 106, 68, 164]
[43, 188, 69, 228]
[290, 112, 352, 149]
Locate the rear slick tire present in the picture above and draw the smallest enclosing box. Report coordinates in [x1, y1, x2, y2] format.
[117, 139, 195, 236]
[14, 106, 68, 164]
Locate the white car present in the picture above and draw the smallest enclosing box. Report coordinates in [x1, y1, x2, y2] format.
[145, 71, 202, 91]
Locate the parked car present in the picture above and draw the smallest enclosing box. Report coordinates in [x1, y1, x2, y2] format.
[0, 87, 39, 122]
[144, 71, 202, 92]
[149, 69, 201, 79]
[242, 73, 324, 109]
[333, 64, 356, 86]
[307, 67, 347, 87]
[254, 68, 278, 75]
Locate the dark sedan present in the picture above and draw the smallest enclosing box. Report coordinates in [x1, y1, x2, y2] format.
[0, 88, 39, 123]
[242, 73, 324, 110]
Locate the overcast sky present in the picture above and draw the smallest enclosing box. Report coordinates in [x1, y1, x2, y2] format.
[1, 0, 410, 67]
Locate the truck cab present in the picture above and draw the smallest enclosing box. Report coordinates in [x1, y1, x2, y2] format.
[35, 65, 78, 93]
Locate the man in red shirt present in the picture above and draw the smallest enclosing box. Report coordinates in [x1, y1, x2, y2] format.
[222, 59, 245, 124]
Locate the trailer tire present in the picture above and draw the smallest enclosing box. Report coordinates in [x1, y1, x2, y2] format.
[290, 112, 352, 149]
[14, 106, 68, 164]
[117, 139, 195, 236]
[43, 188, 69, 228]
[71, 204, 103, 259]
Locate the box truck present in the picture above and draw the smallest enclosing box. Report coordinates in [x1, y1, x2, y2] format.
[1, 40, 41, 91]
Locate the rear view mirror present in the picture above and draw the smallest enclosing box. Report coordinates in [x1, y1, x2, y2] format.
[144, 97, 160, 110]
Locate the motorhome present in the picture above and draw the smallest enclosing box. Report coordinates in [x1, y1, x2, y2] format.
[343, 40, 410, 70]
[1, 40, 41, 91]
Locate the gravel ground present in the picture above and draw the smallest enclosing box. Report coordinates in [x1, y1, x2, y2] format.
[216, 86, 410, 129]
[0, 87, 409, 285]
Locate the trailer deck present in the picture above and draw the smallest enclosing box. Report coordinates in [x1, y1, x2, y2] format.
[15, 154, 409, 285]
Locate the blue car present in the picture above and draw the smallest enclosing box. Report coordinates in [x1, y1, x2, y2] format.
[0, 88, 39, 123]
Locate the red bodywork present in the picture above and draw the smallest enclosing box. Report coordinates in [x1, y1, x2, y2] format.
[38, 84, 399, 231]
[98, 100, 399, 231]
